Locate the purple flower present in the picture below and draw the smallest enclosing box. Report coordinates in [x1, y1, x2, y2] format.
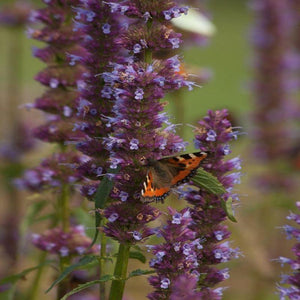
[206, 129, 217, 141]
[32, 225, 99, 256]
[102, 23, 111, 35]
[16, 152, 84, 192]
[250, 0, 298, 189]
[148, 207, 198, 299]
[169, 37, 180, 49]
[129, 138, 139, 150]
[134, 88, 144, 100]
[276, 202, 300, 299]
[177, 110, 242, 294]
[133, 43, 142, 53]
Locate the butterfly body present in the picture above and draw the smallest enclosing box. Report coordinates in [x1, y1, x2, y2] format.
[141, 152, 208, 202]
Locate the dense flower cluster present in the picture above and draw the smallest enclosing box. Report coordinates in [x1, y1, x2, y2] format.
[178, 110, 241, 297]
[15, 152, 86, 191]
[170, 274, 224, 300]
[70, 0, 123, 197]
[72, 0, 193, 244]
[28, 0, 85, 144]
[32, 225, 99, 257]
[148, 207, 200, 299]
[146, 110, 240, 299]
[19, 0, 86, 193]
[250, 0, 299, 189]
[277, 202, 300, 299]
[102, 49, 191, 242]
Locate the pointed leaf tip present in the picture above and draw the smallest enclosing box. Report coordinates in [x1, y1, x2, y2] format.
[192, 168, 226, 195]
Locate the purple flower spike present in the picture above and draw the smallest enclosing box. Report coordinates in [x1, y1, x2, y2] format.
[85, 0, 193, 245]
[250, 0, 298, 189]
[148, 207, 199, 299]
[177, 110, 241, 295]
[18, 0, 86, 194]
[169, 274, 225, 300]
[276, 202, 300, 299]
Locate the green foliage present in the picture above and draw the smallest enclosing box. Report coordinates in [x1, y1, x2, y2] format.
[90, 167, 120, 247]
[129, 251, 147, 264]
[127, 269, 155, 279]
[60, 276, 115, 300]
[192, 169, 237, 222]
[46, 255, 98, 293]
[22, 199, 49, 227]
[192, 168, 226, 195]
[221, 197, 237, 223]
[0, 260, 54, 286]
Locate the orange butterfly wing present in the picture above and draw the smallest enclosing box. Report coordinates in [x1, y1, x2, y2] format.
[141, 170, 171, 202]
[168, 152, 207, 186]
[141, 152, 207, 202]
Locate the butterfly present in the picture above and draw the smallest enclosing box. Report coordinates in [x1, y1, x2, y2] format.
[140, 152, 208, 202]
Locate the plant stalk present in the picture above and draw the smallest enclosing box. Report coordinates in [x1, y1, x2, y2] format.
[108, 243, 130, 300]
[56, 182, 71, 300]
[99, 222, 107, 299]
[25, 252, 48, 300]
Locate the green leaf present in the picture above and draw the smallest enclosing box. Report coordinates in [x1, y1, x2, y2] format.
[24, 200, 49, 226]
[46, 256, 98, 293]
[127, 269, 155, 279]
[0, 260, 53, 285]
[90, 167, 119, 247]
[129, 251, 146, 263]
[221, 197, 237, 223]
[192, 168, 226, 195]
[60, 276, 114, 300]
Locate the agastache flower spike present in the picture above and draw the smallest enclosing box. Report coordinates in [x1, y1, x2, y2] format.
[19, 3, 87, 297]
[19, 0, 87, 195]
[250, 0, 297, 189]
[180, 110, 241, 297]
[276, 202, 300, 299]
[148, 207, 200, 299]
[29, 0, 86, 145]
[102, 0, 191, 244]
[71, 0, 124, 196]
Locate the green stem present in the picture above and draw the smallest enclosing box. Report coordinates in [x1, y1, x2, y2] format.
[99, 226, 107, 299]
[7, 27, 23, 139]
[108, 243, 130, 300]
[57, 255, 71, 298]
[145, 48, 152, 64]
[56, 183, 71, 300]
[60, 183, 70, 232]
[25, 252, 48, 300]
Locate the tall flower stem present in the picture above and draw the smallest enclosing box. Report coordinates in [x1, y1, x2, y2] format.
[2, 22, 24, 272]
[109, 243, 130, 300]
[59, 183, 70, 232]
[57, 142, 71, 300]
[25, 252, 48, 300]
[99, 220, 107, 299]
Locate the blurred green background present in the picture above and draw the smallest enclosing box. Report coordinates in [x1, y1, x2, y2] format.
[0, 0, 298, 299]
